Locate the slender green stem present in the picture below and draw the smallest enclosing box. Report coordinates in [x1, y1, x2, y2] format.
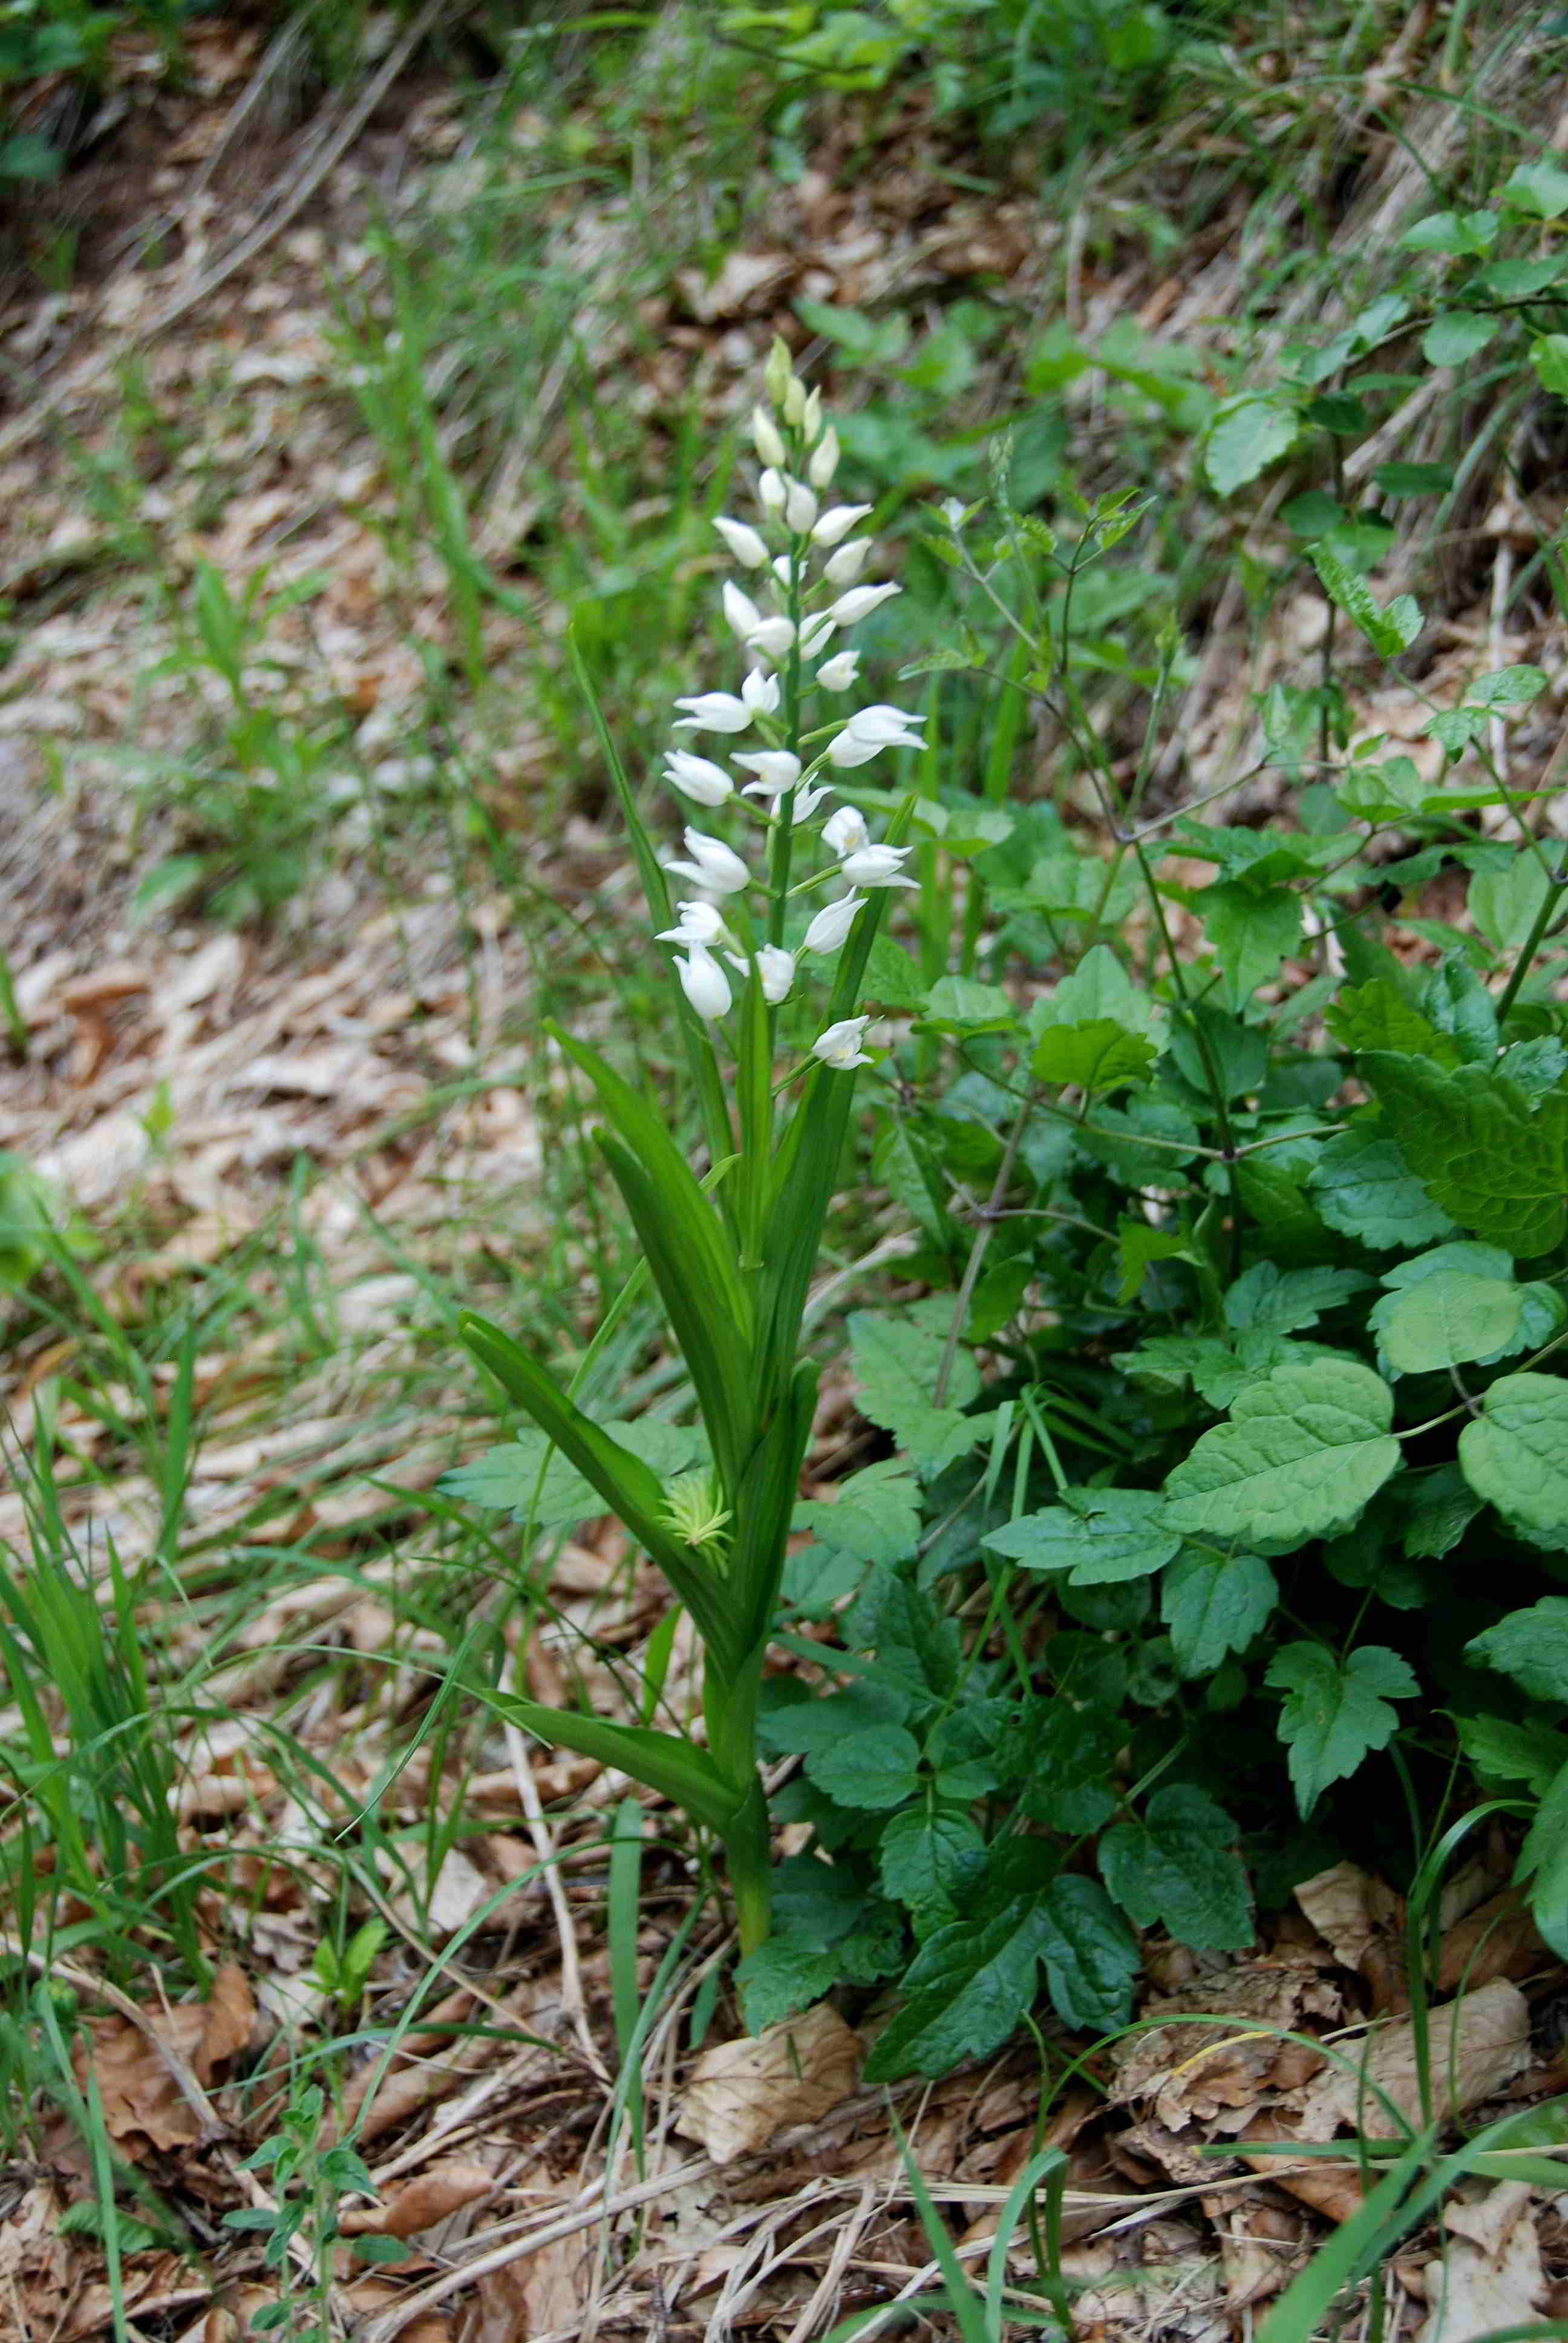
[1494, 869, 1566, 1026]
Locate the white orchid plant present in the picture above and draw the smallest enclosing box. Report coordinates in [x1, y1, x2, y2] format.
[459, 343, 922, 1953]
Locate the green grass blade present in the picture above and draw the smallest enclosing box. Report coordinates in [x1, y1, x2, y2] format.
[1256, 2130, 1437, 2343]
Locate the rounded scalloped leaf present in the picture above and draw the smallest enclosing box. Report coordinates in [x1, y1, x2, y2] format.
[1163, 1357, 1400, 1550]
[1373, 1269, 1522, 1374]
[1460, 1374, 1568, 1536]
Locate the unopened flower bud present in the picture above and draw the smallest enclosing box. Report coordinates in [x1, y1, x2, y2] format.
[802, 892, 865, 953]
[747, 615, 796, 660]
[722, 580, 762, 642]
[831, 582, 901, 624]
[757, 467, 786, 513]
[752, 405, 787, 467]
[822, 537, 871, 587]
[801, 388, 824, 445]
[676, 945, 733, 1020]
[714, 514, 769, 569]
[763, 337, 794, 411]
[782, 373, 807, 425]
[808, 424, 839, 487]
[783, 477, 818, 534]
[812, 503, 871, 549]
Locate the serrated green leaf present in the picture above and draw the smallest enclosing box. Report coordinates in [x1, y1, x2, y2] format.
[1325, 979, 1456, 1062]
[1223, 1263, 1371, 1333]
[443, 1420, 704, 1527]
[1031, 1018, 1158, 1093]
[1309, 546, 1422, 657]
[1164, 1359, 1400, 1549]
[734, 1936, 841, 2032]
[807, 1721, 923, 1811]
[1460, 1375, 1568, 1535]
[1033, 1875, 1140, 2035]
[1205, 395, 1299, 496]
[1472, 664, 1549, 710]
[1371, 1269, 1521, 1374]
[878, 1804, 987, 1919]
[1421, 312, 1498, 367]
[1265, 1642, 1417, 1815]
[983, 1489, 1180, 1584]
[859, 932, 928, 1011]
[1399, 208, 1497, 257]
[1457, 1714, 1568, 1796]
[796, 1460, 920, 1567]
[1100, 1785, 1253, 1949]
[862, 1897, 1048, 2082]
[921, 974, 1018, 1032]
[1521, 1760, 1568, 1962]
[1031, 943, 1163, 1040]
[1469, 855, 1558, 953]
[1161, 1551, 1276, 1677]
[1466, 1599, 1568, 1702]
[1532, 335, 1568, 399]
[1308, 1126, 1455, 1249]
[1360, 1055, 1568, 1257]
[1203, 883, 1303, 1009]
[849, 1308, 984, 1476]
[1501, 159, 1568, 219]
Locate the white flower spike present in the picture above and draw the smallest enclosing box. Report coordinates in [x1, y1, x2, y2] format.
[802, 893, 865, 954]
[673, 690, 756, 734]
[663, 750, 734, 806]
[677, 945, 733, 1021]
[664, 827, 750, 895]
[713, 514, 769, 569]
[814, 1015, 874, 1069]
[840, 842, 917, 890]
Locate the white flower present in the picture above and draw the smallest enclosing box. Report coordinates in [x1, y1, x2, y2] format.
[734, 750, 801, 791]
[664, 750, 734, 806]
[782, 373, 807, 425]
[722, 580, 762, 642]
[741, 668, 781, 714]
[802, 892, 865, 952]
[758, 467, 786, 513]
[808, 425, 839, 488]
[727, 944, 795, 1004]
[831, 582, 901, 624]
[802, 387, 823, 444]
[799, 614, 837, 657]
[771, 554, 793, 588]
[822, 537, 871, 587]
[840, 843, 916, 889]
[812, 503, 872, 549]
[714, 514, 769, 569]
[746, 615, 796, 661]
[663, 827, 750, 894]
[783, 477, 818, 533]
[673, 690, 756, 734]
[789, 781, 834, 821]
[658, 899, 726, 946]
[813, 1015, 873, 1069]
[823, 805, 869, 859]
[677, 945, 733, 1020]
[826, 729, 883, 768]
[752, 404, 786, 467]
[815, 649, 861, 691]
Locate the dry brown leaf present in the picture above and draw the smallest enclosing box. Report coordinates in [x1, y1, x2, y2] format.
[1294, 1978, 1531, 2138]
[1111, 1959, 1341, 2135]
[676, 2005, 861, 2164]
[76, 1964, 254, 2157]
[1436, 1890, 1546, 1994]
[341, 2161, 495, 2240]
[1416, 2183, 1546, 2343]
[1295, 1860, 1406, 2010]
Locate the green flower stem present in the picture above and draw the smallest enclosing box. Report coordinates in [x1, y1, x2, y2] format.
[1495, 868, 1567, 1026]
[705, 1642, 773, 1953]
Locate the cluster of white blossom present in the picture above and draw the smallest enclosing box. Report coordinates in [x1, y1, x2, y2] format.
[653, 346, 925, 1075]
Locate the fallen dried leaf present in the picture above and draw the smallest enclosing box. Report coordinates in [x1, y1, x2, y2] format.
[677, 2005, 861, 2164]
[341, 2161, 495, 2240]
[1417, 2183, 1545, 2343]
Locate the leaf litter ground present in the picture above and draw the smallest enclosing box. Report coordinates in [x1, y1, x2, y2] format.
[2, 12, 1568, 2339]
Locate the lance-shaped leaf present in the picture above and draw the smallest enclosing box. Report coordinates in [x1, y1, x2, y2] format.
[494, 1697, 748, 1833]
[596, 1131, 751, 1493]
[727, 1357, 820, 1654]
[458, 1313, 739, 1662]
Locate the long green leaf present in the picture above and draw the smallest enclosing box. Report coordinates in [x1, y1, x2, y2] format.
[494, 1696, 746, 1834]
[458, 1313, 738, 1660]
[1256, 2130, 1436, 2343]
[553, 1024, 753, 1345]
[728, 1357, 819, 1653]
